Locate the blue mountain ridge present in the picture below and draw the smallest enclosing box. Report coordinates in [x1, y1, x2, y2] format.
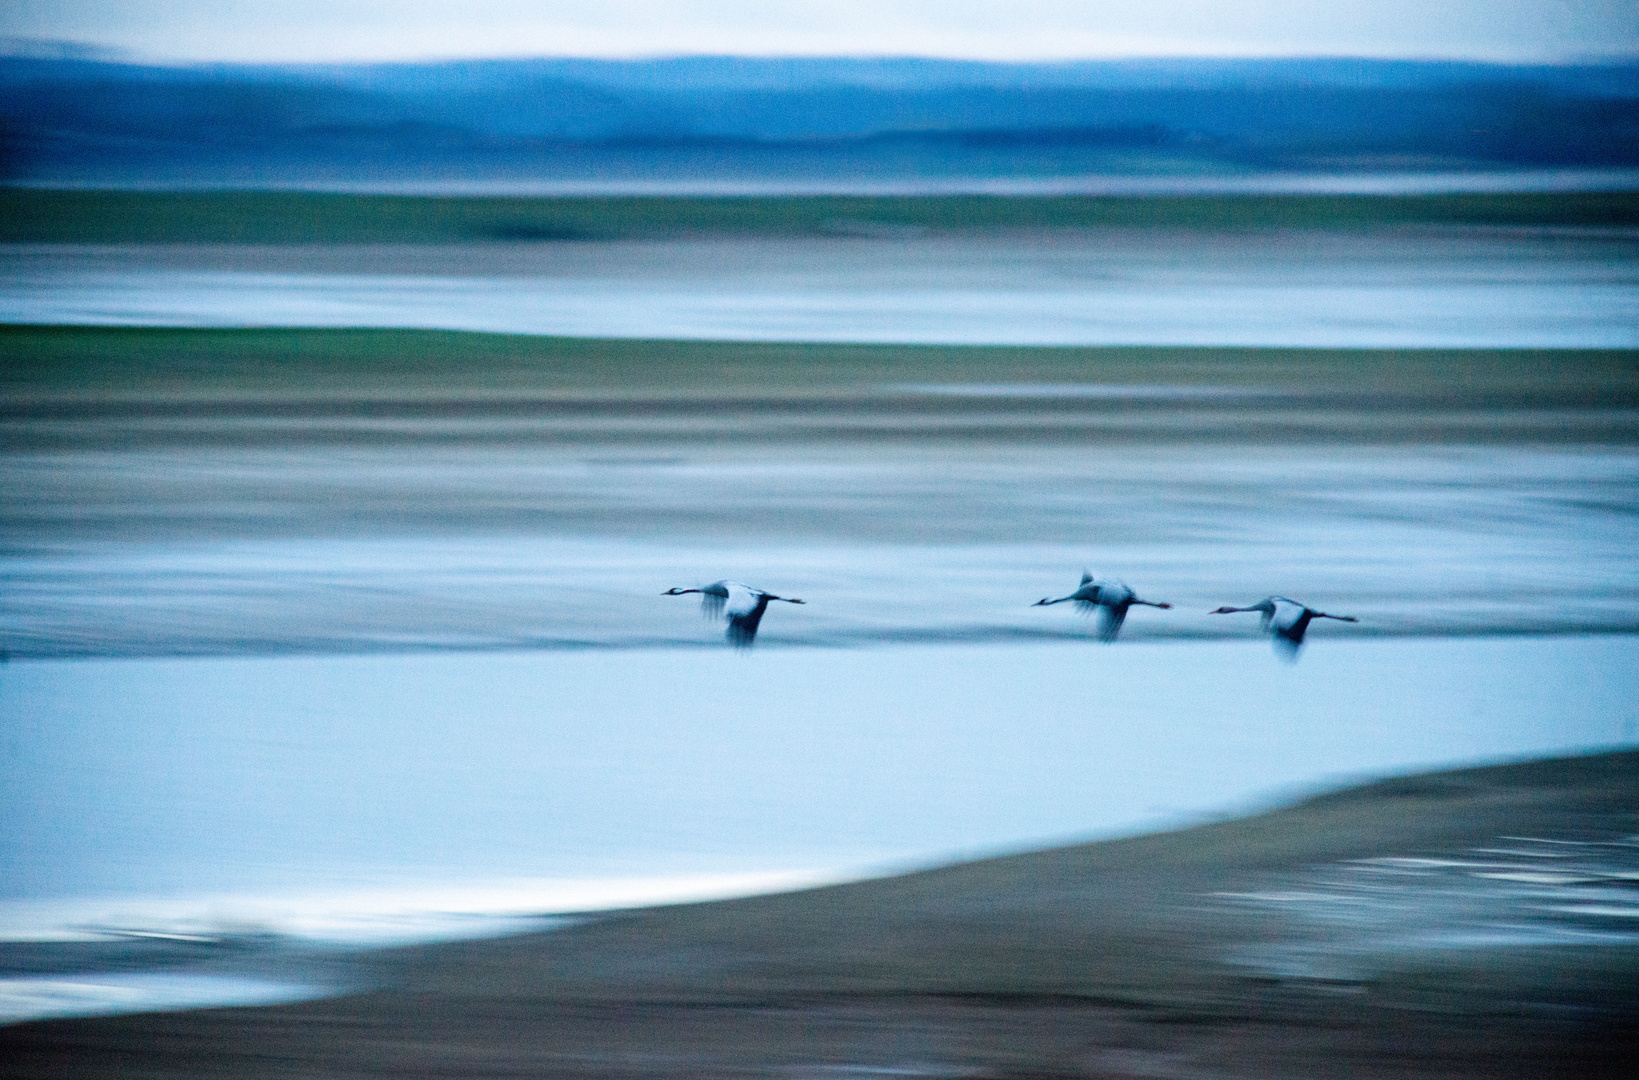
[3, 53, 1636, 186]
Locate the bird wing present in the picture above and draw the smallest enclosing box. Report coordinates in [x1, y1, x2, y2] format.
[725, 590, 771, 649]
[726, 609, 765, 649]
[1097, 603, 1127, 642]
[698, 581, 732, 619]
[721, 582, 761, 618]
[1103, 582, 1135, 606]
[1268, 598, 1307, 632]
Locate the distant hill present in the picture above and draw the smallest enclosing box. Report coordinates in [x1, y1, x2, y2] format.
[3, 54, 1637, 189]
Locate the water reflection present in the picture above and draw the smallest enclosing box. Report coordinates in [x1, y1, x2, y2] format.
[0, 973, 324, 1026]
[1220, 835, 1639, 984]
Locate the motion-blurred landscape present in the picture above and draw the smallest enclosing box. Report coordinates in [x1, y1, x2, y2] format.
[2, 10, 1638, 1077]
[3, 53, 1638, 190]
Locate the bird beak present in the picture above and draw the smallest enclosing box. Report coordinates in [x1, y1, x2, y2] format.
[1209, 607, 1234, 614]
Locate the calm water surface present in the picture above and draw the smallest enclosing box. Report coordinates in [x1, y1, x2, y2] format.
[4, 228, 1637, 346]
[5, 638, 1634, 905]
[5, 442, 1636, 657]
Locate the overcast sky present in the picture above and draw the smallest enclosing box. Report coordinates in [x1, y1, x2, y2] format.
[4, 0, 1637, 64]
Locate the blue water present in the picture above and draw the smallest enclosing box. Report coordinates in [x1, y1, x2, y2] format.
[4, 637, 1635, 911]
[3, 218, 1637, 1024]
[4, 226, 1636, 345]
[3, 634, 1635, 1022]
[26, 167, 1639, 197]
[0, 972, 325, 1026]
[6, 445, 1636, 658]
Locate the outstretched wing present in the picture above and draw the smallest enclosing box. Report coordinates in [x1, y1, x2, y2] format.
[1097, 603, 1127, 642]
[698, 581, 732, 620]
[720, 582, 759, 618]
[1267, 598, 1306, 633]
[1072, 581, 1102, 613]
[722, 583, 768, 649]
[725, 608, 766, 649]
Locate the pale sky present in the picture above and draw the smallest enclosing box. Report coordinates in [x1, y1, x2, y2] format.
[4, 1, 1637, 64]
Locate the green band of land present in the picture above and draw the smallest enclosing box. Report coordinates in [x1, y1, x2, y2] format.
[4, 188, 1638, 245]
[5, 326, 1637, 405]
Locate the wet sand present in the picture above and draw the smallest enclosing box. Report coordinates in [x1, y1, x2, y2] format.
[4, 751, 1636, 1078]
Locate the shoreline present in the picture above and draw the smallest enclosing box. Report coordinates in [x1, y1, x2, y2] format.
[5, 639, 1636, 971]
[3, 749, 1636, 1076]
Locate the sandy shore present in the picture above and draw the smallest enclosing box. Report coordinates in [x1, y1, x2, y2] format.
[4, 751, 1635, 1078]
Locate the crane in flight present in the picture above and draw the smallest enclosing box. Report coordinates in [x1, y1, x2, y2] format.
[664, 581, 805, 649]
[1035, 571, 1172, 642]
[1210, 596, 1357, 657]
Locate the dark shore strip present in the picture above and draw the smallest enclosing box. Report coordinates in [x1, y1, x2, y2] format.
[3, 751, 1636, 1078]
[4, 189, 1638, 245]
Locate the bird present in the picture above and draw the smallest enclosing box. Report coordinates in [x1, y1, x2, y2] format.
[1034, 571, 1172, 642]
[1210, 596, 1357, 656]
[663, 581, 804, 649]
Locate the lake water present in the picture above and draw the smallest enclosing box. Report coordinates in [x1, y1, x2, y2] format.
[4, 227, 1637, 346]
[4, 637, 1635, 910]
[2, 636, 1636, 1022]
[3, 222, 1638, 1023]
[5, 436, 1637, 657]
[34, 167, 1639, 197]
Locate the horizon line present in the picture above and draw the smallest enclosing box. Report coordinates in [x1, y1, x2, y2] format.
[5, 37, 1639, 71]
